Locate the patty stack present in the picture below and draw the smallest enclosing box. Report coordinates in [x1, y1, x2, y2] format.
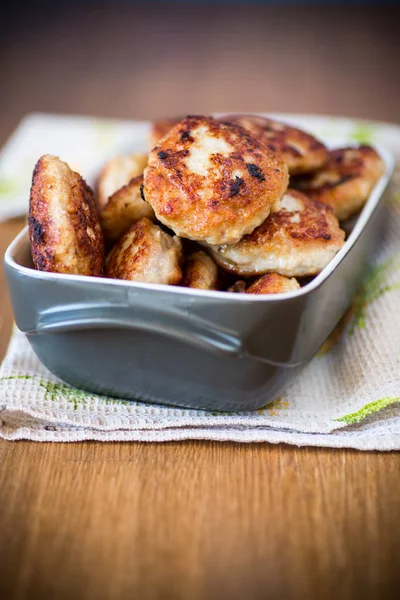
[28, 113, 385, 295]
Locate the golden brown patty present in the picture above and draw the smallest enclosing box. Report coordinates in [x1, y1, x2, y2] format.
[105, 217, 183, 284]
[143, 115, 289, 245]
[220, 114, 328, 175]
[293, 145, 385, 221]
[100, 175, 155, 243]
[149, 117, 184, 149]
[180, 250, 219, 290]
[207, 189, 345, 277]
[96, 153, 148, 210]
[227, 280, 248, 293]
[150, 115, 327, 175]
[246, 273, 300, 294]
[29, 154, 104, 276]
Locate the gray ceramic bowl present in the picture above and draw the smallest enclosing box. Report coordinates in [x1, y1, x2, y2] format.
[4, 144, 394, 411]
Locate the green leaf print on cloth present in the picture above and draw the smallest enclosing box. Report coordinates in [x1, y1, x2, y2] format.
[336, 397, 400, 425]
[349, 258, 400, 334]
[0, 375, 132, 410]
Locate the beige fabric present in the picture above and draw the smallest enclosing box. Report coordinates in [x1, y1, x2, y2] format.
[0, 114, 399, 449]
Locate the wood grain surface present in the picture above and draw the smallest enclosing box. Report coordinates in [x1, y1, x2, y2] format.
[0, 4, 399, 600]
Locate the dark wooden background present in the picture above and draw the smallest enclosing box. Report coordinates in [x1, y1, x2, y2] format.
[0, 3, 399, 599]
[1, 2, 399, 145]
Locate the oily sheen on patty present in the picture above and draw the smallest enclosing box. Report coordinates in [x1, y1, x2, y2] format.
[143, 115, 289, 245]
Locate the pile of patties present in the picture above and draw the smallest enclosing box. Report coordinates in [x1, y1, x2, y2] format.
[28, 114, 385, 296]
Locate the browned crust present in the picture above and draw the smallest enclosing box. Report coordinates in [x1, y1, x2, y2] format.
[143, 115, 289, 245]
[238, 190, 341, 249]
[220, 114, 328, 174]
[95, 153, 148, 210]
[104, 217, 183, 284]
[294, 146, 385, 220]
[149, 117, 184, 149]
[208, 189, 345, 277]
[100, 175, 155, 243]
[246, 273, 300, 294]
[150, 115, 328, 175]
[180, 250, 219, 290]
[29, 154, 104, 276]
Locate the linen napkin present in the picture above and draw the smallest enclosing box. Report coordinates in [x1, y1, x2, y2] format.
[1, 113, 399, 449]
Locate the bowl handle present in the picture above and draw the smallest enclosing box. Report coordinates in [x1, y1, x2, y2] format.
[34, 305, 242, 358]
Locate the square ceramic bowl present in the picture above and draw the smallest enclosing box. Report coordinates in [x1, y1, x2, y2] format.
[3, 119, 395, 411]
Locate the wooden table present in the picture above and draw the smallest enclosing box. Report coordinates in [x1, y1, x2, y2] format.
[0, 4, 399, 599]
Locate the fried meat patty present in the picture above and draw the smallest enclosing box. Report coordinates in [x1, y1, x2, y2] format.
[246, 273, 300, 294]
[143, 115, 289, 245]
[227, 280, 248, 293]
[180, 250, 219, 290]
[105, 217, 183, 284]
[207, 189, 345, 277]
[149, 117, 185, 149]
[150, 114, 327, 176]
[100, 175, 155, 243]
[96, 153, 148, 210]
[29, 154, 104, 276]
[221, 114, 328, 175]
[293, 145, 384, 221]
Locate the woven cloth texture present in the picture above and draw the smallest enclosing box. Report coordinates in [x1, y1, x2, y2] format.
[1, 114, 399, 448]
